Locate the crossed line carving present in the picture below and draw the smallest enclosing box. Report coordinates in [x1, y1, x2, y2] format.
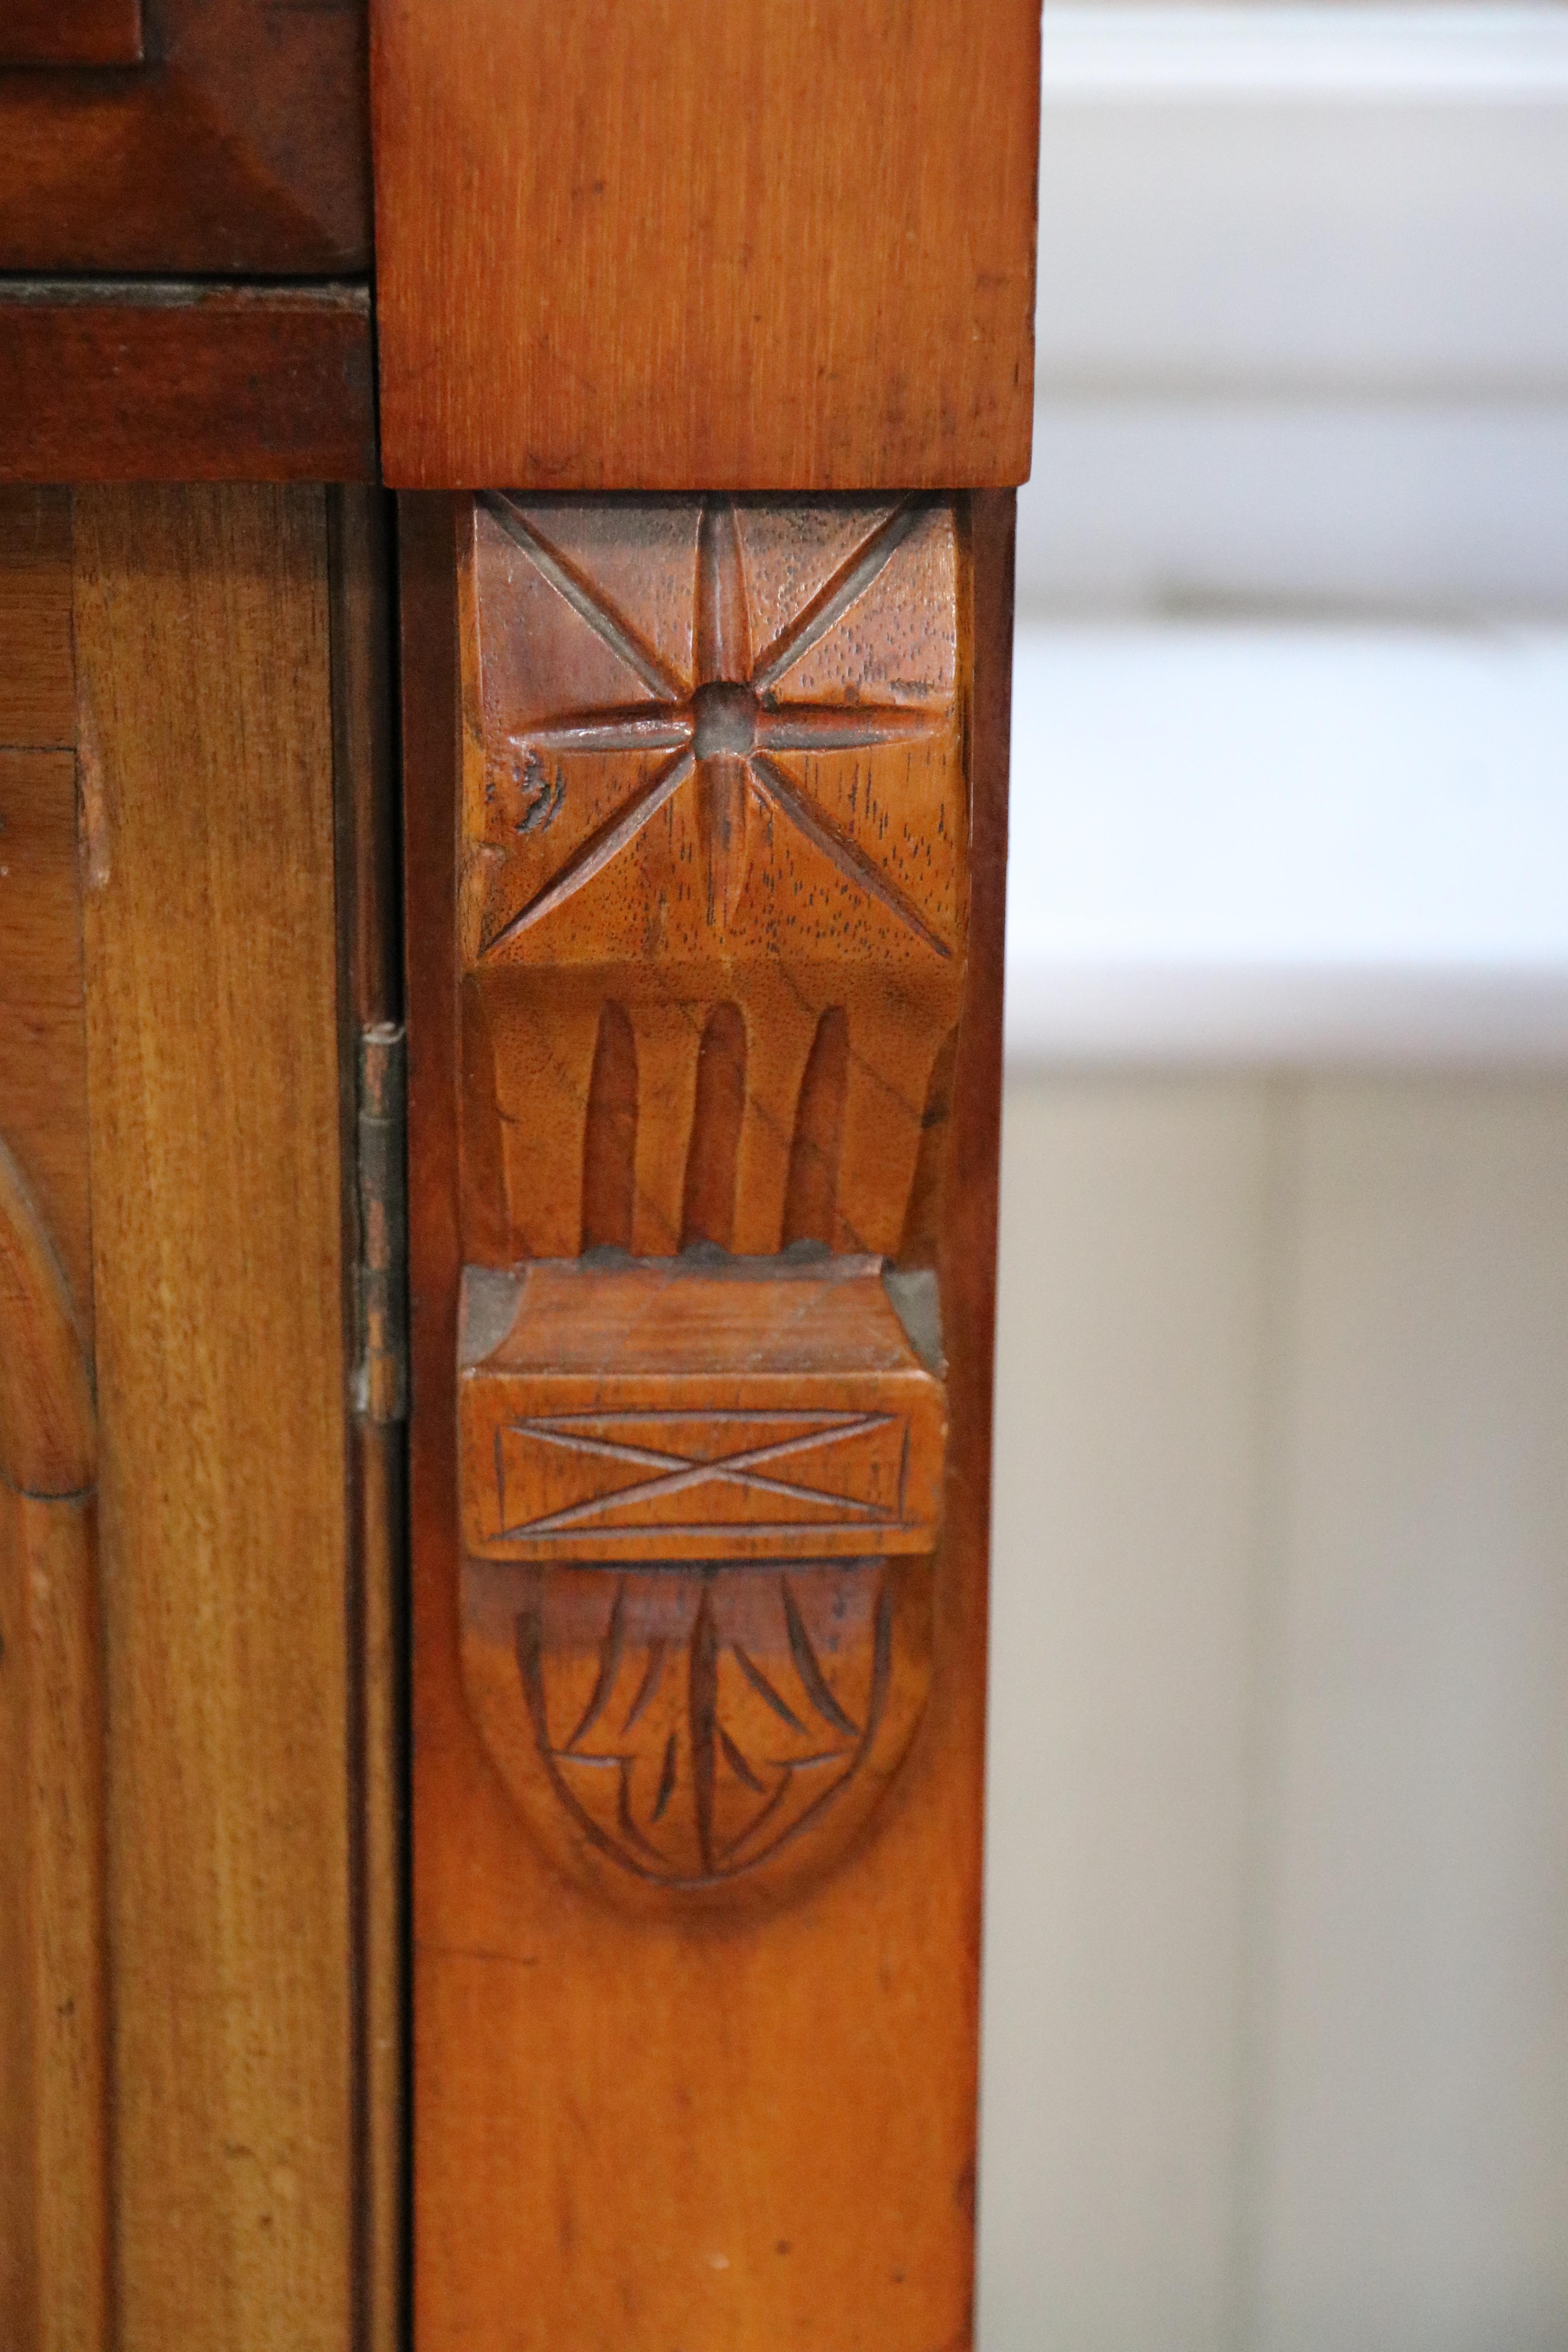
[495, 1408, 901, 1540]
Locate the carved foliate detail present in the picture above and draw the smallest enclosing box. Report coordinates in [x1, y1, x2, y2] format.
[465, 1556, 930, 1895]
[455, 494, 965, 1908]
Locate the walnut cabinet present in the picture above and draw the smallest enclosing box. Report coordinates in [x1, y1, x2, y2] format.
[0, 7, 1039, 2345]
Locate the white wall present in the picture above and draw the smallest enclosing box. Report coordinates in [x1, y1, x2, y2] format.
[978, 1075, 1568, 2349]
[984, 20, 1568, 2342]
[1022, 5, 1568, 613]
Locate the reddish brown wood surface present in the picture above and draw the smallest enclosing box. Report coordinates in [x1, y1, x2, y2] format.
[404, 489, 1013, 2349]
[0, 490, 92, 1332]
[0, 1149, 107, 2352]
[373, 0, 1039, 488]
[1, 482, 400, 2345]
[0, 0, 368, 274]
[0, 284, 376, 485]
[0, 0, 142, 68]
[0, 488, 73, 748]
[460, 1258, 943, 1559]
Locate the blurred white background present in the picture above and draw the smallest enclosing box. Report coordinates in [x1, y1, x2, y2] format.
[979, 10, 1568, 2348]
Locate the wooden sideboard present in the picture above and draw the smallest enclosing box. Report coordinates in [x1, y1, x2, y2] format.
[0, 8, 1038, 2345]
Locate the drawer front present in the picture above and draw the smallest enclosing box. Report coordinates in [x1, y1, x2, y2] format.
[0, 0, 369, 272]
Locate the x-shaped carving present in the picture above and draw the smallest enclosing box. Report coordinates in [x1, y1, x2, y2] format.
[496, 1408, 899, 1539]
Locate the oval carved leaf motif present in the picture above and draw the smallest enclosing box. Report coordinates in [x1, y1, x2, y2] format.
[462, 1553, 933, 1907]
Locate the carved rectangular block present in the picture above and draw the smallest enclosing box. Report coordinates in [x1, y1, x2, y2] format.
[460, 1256, 944, 1560]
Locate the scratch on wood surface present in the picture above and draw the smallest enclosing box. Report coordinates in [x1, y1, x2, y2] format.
[75, 690, 109, 894]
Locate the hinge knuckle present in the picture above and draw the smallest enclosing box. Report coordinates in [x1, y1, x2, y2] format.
[356, 1020, 408, 1423]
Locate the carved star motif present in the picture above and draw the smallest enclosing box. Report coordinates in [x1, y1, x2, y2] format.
[478, 492, 952, 956]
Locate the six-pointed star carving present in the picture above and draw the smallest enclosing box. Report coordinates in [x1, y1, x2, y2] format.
[479, 492, 952, 955]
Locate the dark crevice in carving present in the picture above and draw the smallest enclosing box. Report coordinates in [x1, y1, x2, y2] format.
[749, 498, 924, 690]
[616, 1757, 667, 1862]
[749, 751, 952, 958]
[731, 1641, 807, 1734]
[623, 1637, 667, 1731]
[695, 497, 752, 685]
[476, 492, 951, 960]
[782, 1006, 848, 1249]
[689, 1583, 719, 1876]
[565, 1577, 626, 1751]
[681, 1003, 747, 1251]
[581, 1003, 638, 1252]
[898, 1025, 960, 1268]
[781, 1575, 861, 1740]
[652, 1731, 678, 1821]
[510, 1563, 903, 1890]
[484, 494, 685, 699]
[719, 1724, 766, 1794]
[498, 1410, 897, 1539]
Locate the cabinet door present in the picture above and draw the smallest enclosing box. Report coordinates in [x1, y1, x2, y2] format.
[0, 485, 398, 2352]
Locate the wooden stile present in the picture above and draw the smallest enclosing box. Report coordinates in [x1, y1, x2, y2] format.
[75, 485, 356, 2350]
[404, 486, 1015, 2348]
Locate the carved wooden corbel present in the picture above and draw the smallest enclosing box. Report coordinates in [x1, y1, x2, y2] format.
[453, 492, 964, 1906]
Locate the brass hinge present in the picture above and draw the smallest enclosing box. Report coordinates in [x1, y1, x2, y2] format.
[355, 1021, 408, 1423]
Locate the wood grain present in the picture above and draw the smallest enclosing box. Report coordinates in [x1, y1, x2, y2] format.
[0, 752, 92, 1321]
[372, 0, 1040, 488]
[0, 0, 142, 68]
[404, 490, 1014, 2350]
[74, 485, 353, 2350]
[0, 488, 73, 747]
[0, 283, 376, 485]
[0, 0, 368, 274]
[0, 490, 93, 1325]
[0, 1152, 107, 2352]
[0, 1145, 93, 1502]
